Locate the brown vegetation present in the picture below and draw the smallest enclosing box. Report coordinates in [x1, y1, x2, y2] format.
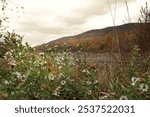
[35, 23, 150, 54]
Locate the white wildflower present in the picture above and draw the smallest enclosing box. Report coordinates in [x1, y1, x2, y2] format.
[99, 95, 108, 100]
[87, 81, 92, 85]
[58, 73, 64, 78]
[39, 52, 44, 56]
[82, 69, 90, 75]
[54, 45, 58, 48]
[52, 87, 61, 96]
[3, 55, 7, 60]
[131, 77, 139, 86]
[58, 65, 63, 70]
[47, 48, 52, 51]
[18, 52, 22, 56]
[5, 51, 12, 56]
[11, 92, 15, 95]
[15, 72, 22, 78]
[8, 60, 17, 66]
[63, 51, 67, 55]
[4, 80, 9, 85]
[94, 80, 99, 84]
[61, 80, 66, 85]
[4, 51, 13, 60]
[87, 90, 92, 95]
[56, 86, 61, 91]
[52, 90, 59, 96]
[48, 74, 55, 80]
[139, 83, 149, 92]
[119, 96, 128, 100]
[10, 50, 14, 53]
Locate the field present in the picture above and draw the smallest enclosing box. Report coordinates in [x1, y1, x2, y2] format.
[0, 32, 149, 99]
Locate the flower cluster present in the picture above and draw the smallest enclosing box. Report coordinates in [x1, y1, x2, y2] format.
[139, 83, 149, 92]
[4, 51, 17, 66]
[131, 76, 149, 93]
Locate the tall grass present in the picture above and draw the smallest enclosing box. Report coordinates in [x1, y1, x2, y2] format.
[0, 29, 149, 100]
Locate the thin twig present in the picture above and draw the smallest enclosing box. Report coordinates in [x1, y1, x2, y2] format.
[107, 0, 122, 77]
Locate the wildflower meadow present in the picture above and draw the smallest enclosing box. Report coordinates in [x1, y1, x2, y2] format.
[0, 31, 149, 100]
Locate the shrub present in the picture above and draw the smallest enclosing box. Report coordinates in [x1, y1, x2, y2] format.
[0, 32, 100, 99]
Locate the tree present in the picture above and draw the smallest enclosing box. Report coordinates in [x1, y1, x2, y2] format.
[0, 0, 24, 58]
[0, 0, 8, 31]
[134, 2, 150, 52]
[0, 0, 24, 32]
[139, 2, 150, 23]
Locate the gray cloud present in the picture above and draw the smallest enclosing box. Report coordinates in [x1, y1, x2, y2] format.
[14, 0, 136, 46]
[18, 16, 82, 36]
[57, 0, 136, 26]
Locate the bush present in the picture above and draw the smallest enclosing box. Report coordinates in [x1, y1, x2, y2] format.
[0, 32, 100, 99]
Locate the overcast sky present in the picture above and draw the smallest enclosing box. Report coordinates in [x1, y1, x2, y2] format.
[2, 0, 150, 46]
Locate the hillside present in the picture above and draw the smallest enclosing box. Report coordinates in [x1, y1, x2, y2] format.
[35, 23, 150, 53]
